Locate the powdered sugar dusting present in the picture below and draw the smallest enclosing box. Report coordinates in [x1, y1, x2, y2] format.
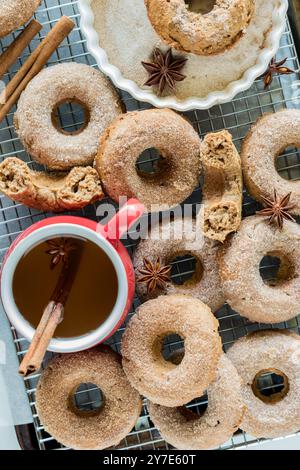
[241, 109, 300, 215]
[133, 217, 225, 311]
[121, 294, 222, 407]
[149, 355, 245, 450]
[15, 63, 123, 170]
[0, 0, 41, 38]
[219, 215, 300, 323]
[227, 331, 300, 438]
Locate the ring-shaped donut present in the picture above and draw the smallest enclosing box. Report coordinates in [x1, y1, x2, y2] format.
[241, 109, 300, 215]
[145, 0, 254, 56]
[36, 347, 142, 450]
[227, 330, 300, 438]
[95, 109, 201, 212]
[219, 215, 300, 323]
[14, 63, 123, 170]
[149, 353, 245, 449]
[0, 1, 40, 38]
[121, 294, 222, 407]
[134, 217, 224, 312]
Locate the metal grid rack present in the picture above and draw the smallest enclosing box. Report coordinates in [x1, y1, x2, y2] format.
[1, 0, 300, 451]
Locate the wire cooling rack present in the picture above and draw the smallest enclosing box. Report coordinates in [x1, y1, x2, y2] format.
[1, 0, 300, 451]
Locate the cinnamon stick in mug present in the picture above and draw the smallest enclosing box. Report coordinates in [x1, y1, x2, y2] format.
[19, 241, 82, 377]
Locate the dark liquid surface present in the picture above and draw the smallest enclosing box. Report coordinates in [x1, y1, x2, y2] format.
[13, 237, 118, 338]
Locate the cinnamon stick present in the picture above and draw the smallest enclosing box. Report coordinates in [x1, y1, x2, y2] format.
[19, 243, 82, 377]
[0, 16, 74, 122]
[0, 39, 44, 106]
[0, 20, 42, 80]
[18, 301, 64, 377]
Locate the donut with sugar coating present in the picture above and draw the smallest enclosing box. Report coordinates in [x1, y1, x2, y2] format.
[36, 347, 142, 450]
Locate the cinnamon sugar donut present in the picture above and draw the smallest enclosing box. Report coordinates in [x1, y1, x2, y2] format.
[241, 109, 300, 215]
[227, 330, 300, 438]
[219, 215, 300, 323]
[36, 347, 142, 450]
[0, 1, 40, 38]
[133, 217, 224, 312]
[14, 63, 123, 170]
[145, 0, 254, 56]
[95, 109, 201, 212]
[149, 353, 244, 449]
[121, 295, 222, 407]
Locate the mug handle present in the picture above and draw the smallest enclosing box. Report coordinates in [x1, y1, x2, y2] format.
[101, 198, 145, 242]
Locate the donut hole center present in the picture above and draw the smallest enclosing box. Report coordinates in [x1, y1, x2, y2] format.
[275, 146, 300, 181]
[135, 148, 171, 180]
[51, 99, 90, 136]
[184, 0, 216, 14]
[154, 333, 184, 366]
[179, 393, 209, 421]
[169, 254, 202, 286]
[259, 251, 295, 287]
[252, 369, 289, 404]
[70, 383, 104, 416]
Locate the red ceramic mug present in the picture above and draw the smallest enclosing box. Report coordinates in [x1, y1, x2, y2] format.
[1, 199, 144, 353]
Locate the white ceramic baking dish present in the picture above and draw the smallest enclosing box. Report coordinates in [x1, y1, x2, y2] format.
[79, 0, 288, 111]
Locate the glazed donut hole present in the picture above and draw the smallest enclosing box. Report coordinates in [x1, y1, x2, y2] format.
[51, 99, 91, 136]
[135, 147, 171, 179]
[69, 383, 105, 417]
[275, 145, 300, 181]
[259, 251, 295, 287]
[251, 369, 290, 404]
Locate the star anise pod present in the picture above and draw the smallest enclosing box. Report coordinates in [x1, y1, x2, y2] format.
[256, 190, 296, 229]
[262, 57, 295, 89]
[137, 257, 172, 293]
[46, 238, 79, 270]
[142, 48, 187, 96]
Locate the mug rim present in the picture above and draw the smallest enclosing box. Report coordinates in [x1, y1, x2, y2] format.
[1, 223, 128, 353]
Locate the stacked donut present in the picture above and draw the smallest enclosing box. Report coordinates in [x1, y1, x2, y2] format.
[33, 105, 300, 450]
[36, 295, 246, 450]
[121, 294, 245, 450]
[36, 298, 300, 450]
